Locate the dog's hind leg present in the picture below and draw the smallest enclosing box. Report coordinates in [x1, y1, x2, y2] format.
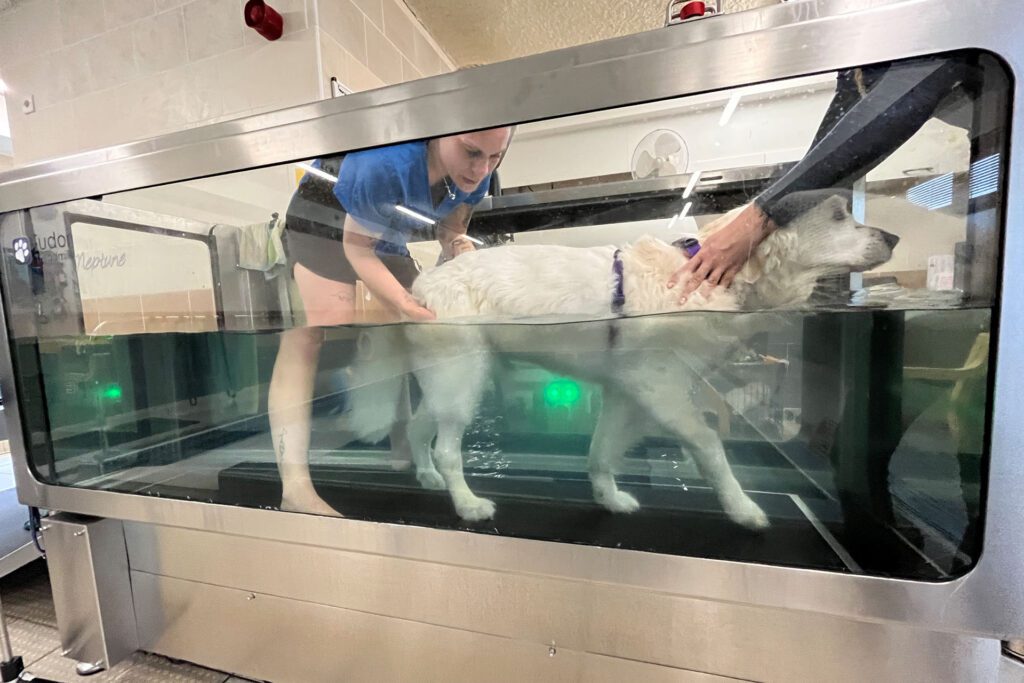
[621, 363, 769, 530]
[409, 327, 495, 521]
[589, 388, 644, 513]
[433, 415, 495, 521]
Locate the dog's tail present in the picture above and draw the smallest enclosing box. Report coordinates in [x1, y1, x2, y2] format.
[341, 325, 410, 443]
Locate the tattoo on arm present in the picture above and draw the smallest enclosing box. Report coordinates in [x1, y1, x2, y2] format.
[277, 427, 287, 458]
[332, 289, 355, 305]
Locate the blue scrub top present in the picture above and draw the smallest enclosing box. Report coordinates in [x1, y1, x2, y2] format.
[331, 141, 491, 257]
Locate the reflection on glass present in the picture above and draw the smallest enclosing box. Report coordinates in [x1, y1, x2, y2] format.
[0, 50, 1007, 579]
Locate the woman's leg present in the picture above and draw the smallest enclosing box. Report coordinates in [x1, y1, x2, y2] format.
[269, 263, 356, 514]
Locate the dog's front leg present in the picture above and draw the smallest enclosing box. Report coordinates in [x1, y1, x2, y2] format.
[619, 361, 769, 531]
[675, 414, 769, 530]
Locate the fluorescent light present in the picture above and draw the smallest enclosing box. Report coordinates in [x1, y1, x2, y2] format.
[680, 201, 693, 218]
[395, 204, 436, 225]
[665, 212, 680, 232]
[0, 78, 7, 94]
[294, 161, 337, 183]
[682, 170, 702, 199]
[718, 93, 741, 127]
[459, 234, 484, 245]
[968, 153, 1000, 199]
[906, 172, 954, 210]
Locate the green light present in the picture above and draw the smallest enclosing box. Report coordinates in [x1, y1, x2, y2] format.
[101, 384, 122, 401]
[543, 378, 581, 408]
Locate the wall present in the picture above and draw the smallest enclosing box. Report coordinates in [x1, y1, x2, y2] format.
[0, 90, 11, 167]
[499, 75, 837, 187]
[865, 194, 967, 274]
[0, 0, 453, 167]
[317, 0, 452, 93]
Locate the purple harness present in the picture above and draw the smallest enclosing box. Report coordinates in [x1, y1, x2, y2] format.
[611, 249, 626, 315]
[611, 238, 700, 315]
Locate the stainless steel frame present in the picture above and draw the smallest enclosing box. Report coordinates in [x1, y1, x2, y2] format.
[42, 515, 138, 670]
[1, 0, 1022, 675]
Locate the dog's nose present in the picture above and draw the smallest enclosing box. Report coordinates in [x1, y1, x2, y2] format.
[880, 230, 900, 249]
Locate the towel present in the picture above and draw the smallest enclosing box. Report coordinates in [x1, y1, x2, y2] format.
[236, 216, 287, 278]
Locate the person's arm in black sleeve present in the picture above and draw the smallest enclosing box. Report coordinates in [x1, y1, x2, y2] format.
[757, 57, 972, 227]
[669, 55, 972, 298]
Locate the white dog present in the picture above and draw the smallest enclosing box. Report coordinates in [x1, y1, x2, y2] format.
[342, 194, 898, 529]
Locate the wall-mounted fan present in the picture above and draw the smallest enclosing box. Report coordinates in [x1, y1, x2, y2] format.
[631, 129, 688, 180]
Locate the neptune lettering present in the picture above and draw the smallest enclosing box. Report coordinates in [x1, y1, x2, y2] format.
[78, 251, 128, 270]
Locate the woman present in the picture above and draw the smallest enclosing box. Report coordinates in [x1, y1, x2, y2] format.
[270, 127, 514, 514]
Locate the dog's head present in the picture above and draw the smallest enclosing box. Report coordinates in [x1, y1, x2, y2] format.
[740, 193, 899, 285]
[789, 193, 898, 273]
[777, 193, 898, 273]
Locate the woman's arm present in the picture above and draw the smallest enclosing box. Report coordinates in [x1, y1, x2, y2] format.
[343, 218, 435, 321]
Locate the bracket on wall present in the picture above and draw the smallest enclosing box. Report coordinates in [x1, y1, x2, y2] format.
[330, 77, 352, 98]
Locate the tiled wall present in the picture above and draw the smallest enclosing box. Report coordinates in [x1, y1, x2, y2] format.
[317, 0, 452, 93]
[0, 0, 453, 167]
[82, 289, 218, 336]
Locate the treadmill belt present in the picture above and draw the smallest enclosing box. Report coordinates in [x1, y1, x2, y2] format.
[213, 461, 853, 573]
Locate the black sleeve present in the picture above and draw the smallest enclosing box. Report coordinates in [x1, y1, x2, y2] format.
[756, 56, 973, 227]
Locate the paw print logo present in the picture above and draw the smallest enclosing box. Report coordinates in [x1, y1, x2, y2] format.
[12, 238, 31, 265]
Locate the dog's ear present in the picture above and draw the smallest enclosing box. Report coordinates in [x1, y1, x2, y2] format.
[630, 235, 678, 263]
[736, 251, 765, 284]
[736, 229, 794, 285]
[766, 189, 852, 227]
[825, 193, 849, 222]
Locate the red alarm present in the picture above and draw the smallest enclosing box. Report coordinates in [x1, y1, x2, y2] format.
[243, 0, 283, 41]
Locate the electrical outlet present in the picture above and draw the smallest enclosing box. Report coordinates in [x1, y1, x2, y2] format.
[21, 94, 35, 114]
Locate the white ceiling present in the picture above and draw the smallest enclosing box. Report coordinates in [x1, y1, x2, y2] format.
[404, 0, 778, 66]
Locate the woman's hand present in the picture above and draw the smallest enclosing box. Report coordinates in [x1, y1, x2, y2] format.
[344, 220, 436, 321]
[448, 236, 475, 258]
[667, 202, 776, 302]
[397, 292, 436, 322]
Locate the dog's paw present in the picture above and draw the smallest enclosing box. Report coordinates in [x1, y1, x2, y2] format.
[455, 496, 497, 522]
[724, 496, 770, 531]
[416, 468, 446, 491]
[600, 490, 641, 514]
